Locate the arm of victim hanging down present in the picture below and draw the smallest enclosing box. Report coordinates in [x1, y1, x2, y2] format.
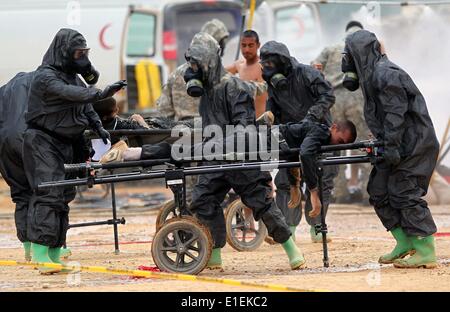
[39, 141, 383, 190]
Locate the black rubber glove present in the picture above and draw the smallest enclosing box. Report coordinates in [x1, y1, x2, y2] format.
[99, 80, 127, 99]
[384, 147, 401, 166]
[305, 108, 324, 123]
[279, 139, 291, 153]
[95, 127, 111, 144]
[271, 127, 290, 154]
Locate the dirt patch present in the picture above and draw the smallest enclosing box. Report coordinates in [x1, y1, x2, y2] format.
[0, 179, 449, 292]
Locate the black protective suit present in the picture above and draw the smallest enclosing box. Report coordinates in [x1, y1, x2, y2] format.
[184, 33, 291, 248]
[23, 29, 106, 247]
[344, 30, 439, 236]
[260, 41, 337, 227]
[0, 72, 34, 242]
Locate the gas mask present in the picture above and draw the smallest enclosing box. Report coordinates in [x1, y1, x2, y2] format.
[183, 63, 204, 97]
[341, 52, 359, 91]
[81, 65, 100, 85]
[261, 55, 289, 90]
[70, 51, 99, 85]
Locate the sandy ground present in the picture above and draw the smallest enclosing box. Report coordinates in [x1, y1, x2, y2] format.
[0, 179, 449, 292]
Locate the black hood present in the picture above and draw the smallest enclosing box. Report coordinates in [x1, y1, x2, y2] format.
[42, 28, 88, 73]
[185, 32, 225, 87]
[260, 40, 299, 70]
[344, 30, 383, 85]
[344, 30, 388, 126]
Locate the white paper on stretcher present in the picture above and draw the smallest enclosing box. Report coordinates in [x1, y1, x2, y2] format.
[91, 139, 111, 161]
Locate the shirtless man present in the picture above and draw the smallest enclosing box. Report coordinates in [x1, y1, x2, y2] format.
[226, 30, 267, 118]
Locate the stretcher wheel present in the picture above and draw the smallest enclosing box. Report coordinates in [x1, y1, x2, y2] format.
[155, 200, 177, 232]
[152, 216, 212, 275]
[225, 199, 268, 252]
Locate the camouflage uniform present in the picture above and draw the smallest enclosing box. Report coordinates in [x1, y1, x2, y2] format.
[200, 19, 229, 48]
[156, 63, 199, 121]
[313, 43, 371, 201]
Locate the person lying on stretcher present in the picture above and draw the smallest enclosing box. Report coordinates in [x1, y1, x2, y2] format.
[99, 117, 357, 218]
[93, 97, 150, 145]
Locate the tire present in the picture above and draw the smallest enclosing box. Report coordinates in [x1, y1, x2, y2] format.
[155, 200, 177, 233]
[152, 216, 212, 275]
[225, 199, 268, 252]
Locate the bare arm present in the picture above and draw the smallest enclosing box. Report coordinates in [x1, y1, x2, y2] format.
[225, 61, 238, 75]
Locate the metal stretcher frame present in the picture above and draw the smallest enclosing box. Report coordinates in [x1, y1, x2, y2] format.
[40, 140, 383, 267]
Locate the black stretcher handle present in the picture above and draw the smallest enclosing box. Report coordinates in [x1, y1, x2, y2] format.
[64, 159, 172, 174]
[47, 155, 383, 190]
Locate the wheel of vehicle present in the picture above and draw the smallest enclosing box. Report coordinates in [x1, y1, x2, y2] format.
[225, 199, 268, 252]
[151, 216, 212, 275]
[155, 200, 178, 233]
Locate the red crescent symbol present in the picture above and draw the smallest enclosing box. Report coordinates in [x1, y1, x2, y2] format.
[99, 23, 114, 50]
[294, 16, 305, 39]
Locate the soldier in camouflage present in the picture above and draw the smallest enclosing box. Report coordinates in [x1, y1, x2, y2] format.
[312, 21, 371, 204]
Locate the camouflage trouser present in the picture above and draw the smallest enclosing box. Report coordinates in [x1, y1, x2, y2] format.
[331, 87, 371, 200]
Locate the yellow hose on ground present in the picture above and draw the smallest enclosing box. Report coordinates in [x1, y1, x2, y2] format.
[0, 260, 328, 292]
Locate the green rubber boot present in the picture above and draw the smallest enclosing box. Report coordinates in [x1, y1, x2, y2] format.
[31, 243, 61, 275]
[23, 241, 32, 262]
[281, 237, 306, 270]
[393, 235, 437, 269]
[310, 226, 332, 244]
[206, 248, 223, 270]
[48, 248, 73, 273]
[379, 227, 414, 264]
[290, 226, 297, 242]
[48, 248, 66, 265]
[60, 247, 72, 260]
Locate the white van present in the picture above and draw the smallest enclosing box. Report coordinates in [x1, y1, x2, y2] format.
[0, 0, 132, 101]
[122, 0, 324, 111]
[122, 0, 244, 111]
[0, 0, 324, 112]
[0, 0, 244, 112]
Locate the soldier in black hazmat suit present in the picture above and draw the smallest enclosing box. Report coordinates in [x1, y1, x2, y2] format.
[23, 28, 125, 274]
[182, 32, 305, 271]
[258, 40, 337, 243]
[0, 72, 74, 262]
[0, 72, 34, 261]
[342, 29, 439, 268]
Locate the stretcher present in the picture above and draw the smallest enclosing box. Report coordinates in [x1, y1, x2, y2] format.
[39, 136, 383, 274]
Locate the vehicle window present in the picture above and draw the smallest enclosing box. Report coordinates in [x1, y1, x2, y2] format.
[126, 12, 156, 57]
[174, 10, 241, 65]
[275, 5, 320, 60]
